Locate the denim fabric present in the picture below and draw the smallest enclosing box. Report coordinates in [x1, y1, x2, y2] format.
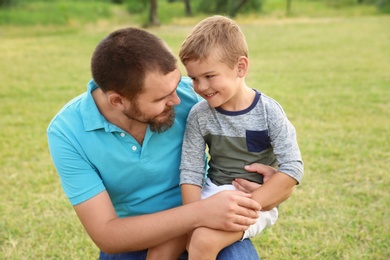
[99, 239, 259, 260]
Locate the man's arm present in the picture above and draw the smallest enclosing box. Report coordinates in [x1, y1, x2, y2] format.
[74, 189, 261, 254]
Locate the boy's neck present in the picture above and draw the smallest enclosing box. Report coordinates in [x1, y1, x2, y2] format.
[220, 85, 256, 111]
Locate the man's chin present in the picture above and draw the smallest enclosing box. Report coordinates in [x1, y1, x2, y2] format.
[150, 111, 175, 133]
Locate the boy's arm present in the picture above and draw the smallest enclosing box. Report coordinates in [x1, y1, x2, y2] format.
[251, 172, 297, 211]
[181, 184, 202, 204]
[250, 95, 303, 210]
[234, 163, 295, 210]
[180, 106, 207, 204]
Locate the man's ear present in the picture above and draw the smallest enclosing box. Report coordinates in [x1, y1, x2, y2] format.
[237, 56, 249, 78]
[107, 92, 127, 110]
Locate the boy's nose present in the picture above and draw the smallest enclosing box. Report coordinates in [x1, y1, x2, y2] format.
[196, 81, 208, 92]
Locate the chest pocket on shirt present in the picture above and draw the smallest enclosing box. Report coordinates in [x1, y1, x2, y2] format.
[246, 130, 271, 152]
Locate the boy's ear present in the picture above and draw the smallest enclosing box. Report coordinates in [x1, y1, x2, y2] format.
[237, 56, 249, 77]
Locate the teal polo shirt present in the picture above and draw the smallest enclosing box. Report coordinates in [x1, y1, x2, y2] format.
[47, 77, 199, 217]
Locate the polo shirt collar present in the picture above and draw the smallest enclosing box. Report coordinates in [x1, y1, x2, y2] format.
[80, 79, 111, 132]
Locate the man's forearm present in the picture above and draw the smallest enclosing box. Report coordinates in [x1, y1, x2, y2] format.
[75, 190, 261, 254]
[95, 204, 202, 253]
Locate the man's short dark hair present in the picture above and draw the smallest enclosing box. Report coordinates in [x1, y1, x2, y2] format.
[91, 27, 177, 101]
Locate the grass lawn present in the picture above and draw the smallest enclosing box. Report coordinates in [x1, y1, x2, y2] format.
[1, 9, 389, 260]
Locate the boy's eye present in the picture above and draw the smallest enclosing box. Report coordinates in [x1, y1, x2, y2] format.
[206, 75, 214, 79]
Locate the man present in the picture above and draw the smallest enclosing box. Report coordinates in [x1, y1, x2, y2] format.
[47, 27, 291, 259]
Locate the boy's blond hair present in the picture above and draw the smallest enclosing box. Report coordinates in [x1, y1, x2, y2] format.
[179, 15, 248, 69]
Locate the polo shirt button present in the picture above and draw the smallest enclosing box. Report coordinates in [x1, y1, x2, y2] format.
[120, 133, 125, 137]
[132, 146, 137, 151]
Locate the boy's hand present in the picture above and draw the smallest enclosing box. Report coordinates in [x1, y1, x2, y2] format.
[244, 163, 277, 183]
[233, 163, 277, 193]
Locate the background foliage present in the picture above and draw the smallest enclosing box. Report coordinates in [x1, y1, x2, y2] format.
[1, 0, 389, 259]
[1, 0, 390, 26]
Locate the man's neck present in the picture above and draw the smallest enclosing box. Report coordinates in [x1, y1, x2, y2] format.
[92, 88, 147, 144]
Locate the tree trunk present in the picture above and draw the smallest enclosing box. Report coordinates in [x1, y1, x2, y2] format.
[229, 0, 248, 17]
[184, 0, 192, 16]
[149, 0, 160, 26]
[286, 0, 292, 15]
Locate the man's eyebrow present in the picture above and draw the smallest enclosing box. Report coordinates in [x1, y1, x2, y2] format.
[154, 74, 181, 101]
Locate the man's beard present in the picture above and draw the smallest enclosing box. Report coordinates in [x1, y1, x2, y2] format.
[123, 103, 176, 133]
[149, 107, 175, 133]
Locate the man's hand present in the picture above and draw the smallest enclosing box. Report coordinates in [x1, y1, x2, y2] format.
[197, 190, 261, 232]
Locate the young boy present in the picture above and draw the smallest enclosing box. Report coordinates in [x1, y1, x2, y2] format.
[178, 15, 304, 259]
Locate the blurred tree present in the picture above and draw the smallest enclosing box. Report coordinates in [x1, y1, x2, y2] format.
[229, 0, 248, 17]
[377, 0, 390, 13]
[197, 0, 263, 17]
[286, 0, 292, 15]
[125, 0, 148, 14]
[149, 0, 160, 26]
[167, 0, 192, 16]
[0, 0, 15, 8]
[184, 0, 192, 16]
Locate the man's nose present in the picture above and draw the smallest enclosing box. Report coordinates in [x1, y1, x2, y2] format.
[166, 91, 181, 106]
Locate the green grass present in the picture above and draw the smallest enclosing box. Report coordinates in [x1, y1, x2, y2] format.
[0, 1, 114, 26]
[1, 2, 389, 259]
[242, 16, 390, 259]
